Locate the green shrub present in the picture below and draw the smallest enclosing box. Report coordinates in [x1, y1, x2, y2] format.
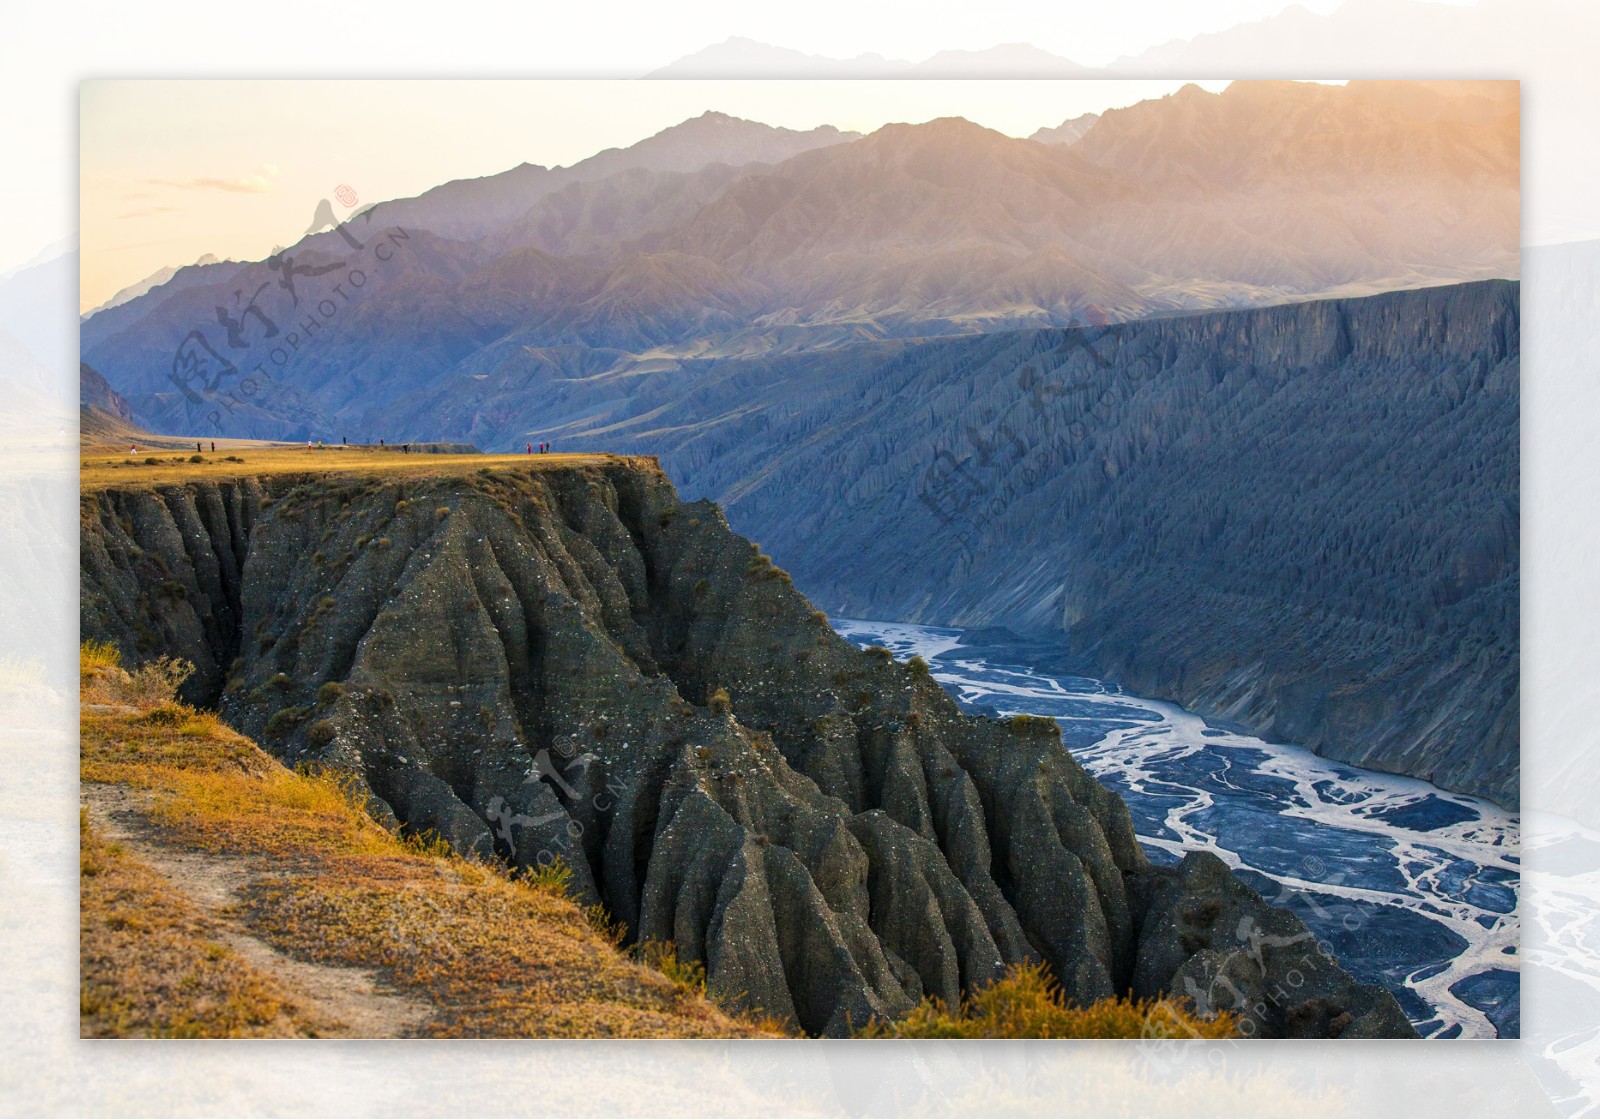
[305, 720, 336, 747]
[264, 706, 309, 738]
[315, 681, 345, 706]
[707, 687, 732, 715]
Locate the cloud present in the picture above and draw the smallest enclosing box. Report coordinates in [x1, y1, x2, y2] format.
[116, 205, 179, 220]
[150, 163, 280, 194]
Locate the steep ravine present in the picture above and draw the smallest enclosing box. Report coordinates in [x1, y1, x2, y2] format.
[547, 281, 1518, 808]
[80, 459, 1415, 1038]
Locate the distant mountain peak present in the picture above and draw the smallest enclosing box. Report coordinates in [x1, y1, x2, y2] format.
[647, 37, 911, 78]
[1030, 112, 1101, 147]
[649, 37, 1091, 78]
[910, 42, 1090, 76]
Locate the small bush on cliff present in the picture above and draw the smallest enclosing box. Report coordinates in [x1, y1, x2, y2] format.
[80, 640, 121, 679]
[264, 706, 309, 738]
[585, 903, 627, 946]
[80, 642, 194, 709]
[636, 940, 707, 996]
[316, 681, 344, 706]
[857, 962, 1241, 1039]
[906, 655, 931, 676]
[707, 687, 732, 715]
[865, 645, 894, 663]
[525, 858, 574, 896]
[1006, 713, 1061, 736]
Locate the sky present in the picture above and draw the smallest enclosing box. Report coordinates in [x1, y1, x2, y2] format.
[3, 0, 1500, 301]
[79, 78, 1239, 311]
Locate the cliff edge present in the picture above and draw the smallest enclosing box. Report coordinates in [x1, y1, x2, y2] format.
[80, 455, 1415, 1037]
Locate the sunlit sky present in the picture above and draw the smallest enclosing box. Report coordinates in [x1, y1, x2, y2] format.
[79, 78, 1259, 310]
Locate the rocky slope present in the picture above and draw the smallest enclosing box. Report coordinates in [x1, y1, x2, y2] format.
[80, 457, 1414, 1037]
[517, 281, 1520, 809]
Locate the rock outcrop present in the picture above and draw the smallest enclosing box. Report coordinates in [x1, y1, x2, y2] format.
[80, 458, 1415, 1037]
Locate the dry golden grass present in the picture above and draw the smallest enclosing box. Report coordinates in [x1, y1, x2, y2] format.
[80, 652, 196, 710]
[80, 446, 632, 491]
[858, 962, 1242, 1040]
[79, 642, 783, 1038]
[79, 809, 330, 1038]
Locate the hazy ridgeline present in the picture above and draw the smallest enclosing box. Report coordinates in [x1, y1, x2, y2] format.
[80, 81, 1515, 443]
[556, 281, 1520, 807]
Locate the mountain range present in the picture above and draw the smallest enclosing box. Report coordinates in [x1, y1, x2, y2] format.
[644, 1, 1543, 79]
[82, 79, 1516, 445]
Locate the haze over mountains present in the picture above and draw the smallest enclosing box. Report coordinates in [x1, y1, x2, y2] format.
[80, 253, 222, 320]
[645, 0, 1541, 78]
[82, 79, 1516, 445]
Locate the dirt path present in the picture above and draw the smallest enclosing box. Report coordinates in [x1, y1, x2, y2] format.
[81, 783, 433, 1038]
